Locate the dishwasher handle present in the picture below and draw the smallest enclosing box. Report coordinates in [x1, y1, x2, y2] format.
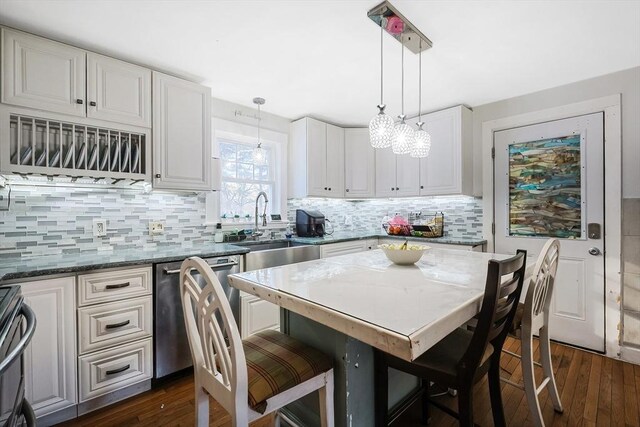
[163, 260, 239, 275]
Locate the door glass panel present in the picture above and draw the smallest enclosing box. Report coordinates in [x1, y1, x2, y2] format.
[509, 134, 582, 238]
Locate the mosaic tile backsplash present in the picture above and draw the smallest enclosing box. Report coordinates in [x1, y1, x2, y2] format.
[0, 185, 213, 259]
[287, 196, 483, 238]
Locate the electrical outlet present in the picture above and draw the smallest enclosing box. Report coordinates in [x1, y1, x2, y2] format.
[149, 221, 165, 236]
[93, 219, 107, 237]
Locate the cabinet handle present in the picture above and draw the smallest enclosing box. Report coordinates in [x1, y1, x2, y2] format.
[105, 282, 130, 290]
[106, 364, 130, 375]
[89, 101, 97, 107]
[155, 174, 161, 178]
[105, 320, 131, 329]
[76, 99, 83, 104]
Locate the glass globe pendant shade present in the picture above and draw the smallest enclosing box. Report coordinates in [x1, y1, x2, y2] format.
[252, 144, 267, 166]
[369, 104, 394, 148]
[410, 122, 432, 158]
[391, 115, 415, 155]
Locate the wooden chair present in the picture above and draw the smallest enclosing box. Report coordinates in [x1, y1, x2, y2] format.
[501, 239, 563, 427]
[180, 257, 335, 427]
[374, 250, 527, 427]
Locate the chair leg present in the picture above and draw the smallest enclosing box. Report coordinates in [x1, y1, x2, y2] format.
[521, 326, 544, 427]
[421, 379, 431, 425]
[374, 351, 389, 427]
[274, 411, 281, 427]
[488, 354, 507, 427]
[194, 382, 209, 427]
[457, 385, 474, 427]
[540, 325, 563, 413]
[319, 370, 335, 427]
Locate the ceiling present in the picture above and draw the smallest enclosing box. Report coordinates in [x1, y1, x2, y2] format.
[1, 0, 639, 127]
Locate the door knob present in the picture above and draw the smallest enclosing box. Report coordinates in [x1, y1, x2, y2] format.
[588, 247, 602, 256]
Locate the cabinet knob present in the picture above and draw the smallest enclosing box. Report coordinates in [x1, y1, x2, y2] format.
[396, 187, 399, 191]
[328, 187, 331, 191]
[155, 174, 161, 178]
[391, 187, 394, 191]
[324, 187, 327, 190]
[420, 185, 424, 189]
[89, 101, 97, 107]
[346, 189, 349, 192]
[76, 99, 83, 104]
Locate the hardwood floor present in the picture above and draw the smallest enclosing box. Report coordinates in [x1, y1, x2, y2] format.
[58, 338, 640, 427]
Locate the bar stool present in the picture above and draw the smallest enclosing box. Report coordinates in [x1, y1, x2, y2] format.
[180, 257, 335, 427]
[501, 239, 564, 427]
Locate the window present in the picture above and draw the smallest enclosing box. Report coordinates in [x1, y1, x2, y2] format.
[219, 139, 274, 219]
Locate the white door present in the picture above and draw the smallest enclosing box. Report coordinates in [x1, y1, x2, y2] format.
[396, 154, 420, 197]
[87, 53, 151, 127]
[305, 118, 327, 197]
[375, 148, 397, 197]
[152, 71, 212, 190]
[22, 277, 78, 417]
[344, 128, 375, 198]
[325, 124, 345, 197]
[494, 113, 604, 352]
[1, 28, 86, 117]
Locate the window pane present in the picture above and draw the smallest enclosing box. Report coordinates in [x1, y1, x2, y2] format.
[222, 160, 236, 178]
[237, 163, 253, 179]
[237, 147, 254, 163]
[220, 182, 274, 218]
[220, 142, 236, 161]
[509, 134, 582, 238]
[256, 165, 270, 180]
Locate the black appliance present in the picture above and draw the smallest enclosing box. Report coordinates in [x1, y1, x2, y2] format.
[295, 209, 326, 237]
[0, 286, 36, 427]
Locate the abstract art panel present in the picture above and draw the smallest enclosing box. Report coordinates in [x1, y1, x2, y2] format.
[509, 135, 582, 238]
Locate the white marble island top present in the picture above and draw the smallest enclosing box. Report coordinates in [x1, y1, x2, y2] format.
[229, 248, 532, 362]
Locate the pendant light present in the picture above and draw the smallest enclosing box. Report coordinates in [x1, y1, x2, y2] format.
[251, 97, 267, 165]
[369, 24, 394, 148]
[410, 42, 431, 158]
[391, 34, 414, 155]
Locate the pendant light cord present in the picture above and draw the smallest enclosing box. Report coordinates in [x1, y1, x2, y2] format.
[400, 33, 404, 116]
[380, 24, 384, 106]
[257, 103, 261, 147]
[418, 41, 422, 122]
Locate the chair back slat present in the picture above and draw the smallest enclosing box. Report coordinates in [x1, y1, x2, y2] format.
[460, 250, 527, 376]
[180, 257, 247, 414]
[526, 239, 561, 323]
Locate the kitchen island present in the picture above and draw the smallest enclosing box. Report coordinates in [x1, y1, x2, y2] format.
[228, 248, 532, 427]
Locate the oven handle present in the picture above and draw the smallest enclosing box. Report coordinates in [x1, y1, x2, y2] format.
[0, 303, 36, 375]
[163, 260, 239, 275]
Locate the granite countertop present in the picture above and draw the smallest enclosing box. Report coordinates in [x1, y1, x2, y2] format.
[0, 232, 486, 282]
[0, 243, 249, 281]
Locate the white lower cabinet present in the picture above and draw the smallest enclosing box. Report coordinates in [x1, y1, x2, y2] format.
[78, 338, 152, 402]
[377, 238, 483, 252]
[240, 292, 280, 338]
[21, 277, 78, 418]
[320, 240, 370, 258]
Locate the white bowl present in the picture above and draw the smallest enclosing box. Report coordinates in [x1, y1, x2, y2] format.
[379, 244, 430, 265]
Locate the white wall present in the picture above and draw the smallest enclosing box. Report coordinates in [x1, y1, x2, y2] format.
[471, 66, 640, 198]
[211, 97, 291, 135]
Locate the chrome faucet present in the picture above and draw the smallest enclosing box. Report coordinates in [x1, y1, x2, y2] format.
[254, 191, 269, 238]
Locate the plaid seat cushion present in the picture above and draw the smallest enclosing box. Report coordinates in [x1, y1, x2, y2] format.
[243, 330, 332, 414]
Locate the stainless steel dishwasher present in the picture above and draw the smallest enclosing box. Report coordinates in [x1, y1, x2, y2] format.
[153, 255, 241, 379]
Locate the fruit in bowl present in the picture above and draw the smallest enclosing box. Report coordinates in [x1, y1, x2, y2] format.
[379, 242, 430, 265]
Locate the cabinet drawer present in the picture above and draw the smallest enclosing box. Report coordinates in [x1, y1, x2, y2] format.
[78, 296, 152, 354]
[79, 338, 152, 402]
[78, 266, 152, 306]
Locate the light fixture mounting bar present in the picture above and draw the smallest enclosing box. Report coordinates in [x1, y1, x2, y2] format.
[367, 1, 432, 54]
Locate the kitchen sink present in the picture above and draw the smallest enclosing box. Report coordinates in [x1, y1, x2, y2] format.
[236, 240, 320, 271]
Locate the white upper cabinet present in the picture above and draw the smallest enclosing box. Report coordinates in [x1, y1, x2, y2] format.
[86, 53, 151, 127]
[344, 128, 375, 198]
[289, 117, 344, 198]
[419, 105, 473, 196]
[374, 150, 420, 198]
[1, 28, 86, 117]
[152, 71, 212, 191]
[325, 123, 345, 196]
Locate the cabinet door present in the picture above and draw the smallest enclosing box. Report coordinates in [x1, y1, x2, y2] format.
[240, 293, 280, 338]
[325, 124, 345, 197]
[396, 154, 420, 197]
[306, 118, 327, 197]
[344, 128, 375, 198]
[375, 148, 397, 197]
[320, 241, 368, 258]
[152, 72, 212, 190]
[87, 53, 151, 127]
[419, 108, 461, 195]
[21, 277, 77, 418]
[1, 28, 86, 117]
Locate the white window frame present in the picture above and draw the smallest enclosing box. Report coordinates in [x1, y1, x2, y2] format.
[206, 118, 288, 225]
